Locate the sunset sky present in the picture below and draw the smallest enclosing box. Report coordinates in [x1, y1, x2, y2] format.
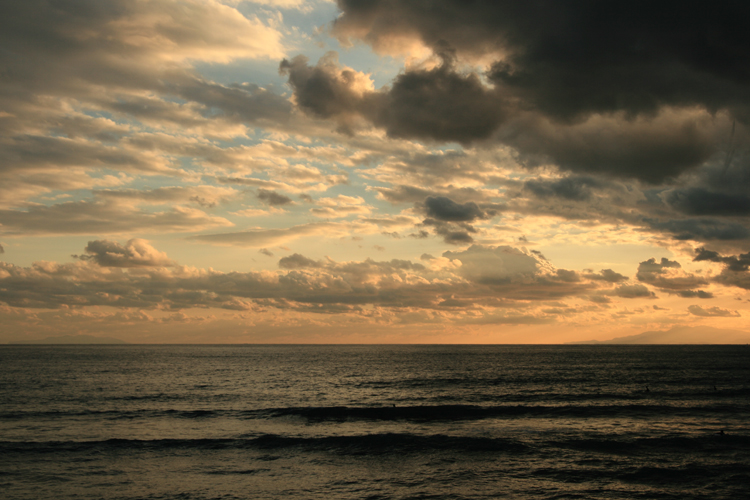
[1, 0, 749, 343]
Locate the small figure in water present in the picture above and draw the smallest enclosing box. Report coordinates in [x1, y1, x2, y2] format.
[645, 386, 650, 393]
[718, 430, 725, 435]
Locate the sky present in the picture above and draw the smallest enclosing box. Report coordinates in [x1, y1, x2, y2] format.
[1, 0, 749, 343]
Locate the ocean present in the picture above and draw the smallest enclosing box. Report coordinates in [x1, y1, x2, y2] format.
[1, 345, 748, 499]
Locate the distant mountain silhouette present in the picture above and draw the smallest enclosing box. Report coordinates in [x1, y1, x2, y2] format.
[10, 334, 128, 345]
[569, 325, 750, 344]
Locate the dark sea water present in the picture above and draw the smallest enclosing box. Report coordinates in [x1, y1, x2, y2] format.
[1, 345, 749, 500]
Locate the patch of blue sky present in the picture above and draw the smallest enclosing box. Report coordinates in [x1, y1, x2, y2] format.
[196, 1, 402, 90]
[95, 173, 190, 194]
[255, 0, 337, 25]
[316, 178, 365, 198]
[194, 47, 402, 91]
[75, 108, 118, 122]
[24, 169, 132, 207]
[193, 59, 289, 89]
[337, 50, 404, 89]
[426, 143, 466, 156]
[192, 1, 332, 87]
[27, 191, 81, 207]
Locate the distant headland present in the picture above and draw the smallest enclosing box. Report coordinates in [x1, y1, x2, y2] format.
[568, 325, 750, 345]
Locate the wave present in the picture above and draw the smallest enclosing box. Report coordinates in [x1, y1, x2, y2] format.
[110, 393, 240, 402]
[2, 432, 746, 456]
[2, 403, 748, 422]
[357, 377, 750, 392]
[0, 408, 230, 420]
[266, 403, 750, 421]
[0, 433, 527, 455]
[528, 462, 750, 489]
[554, 433, 750, 455]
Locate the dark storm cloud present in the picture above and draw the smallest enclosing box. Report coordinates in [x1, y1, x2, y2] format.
[712, 272, 750, 291]
[525, 119, 719, 183]
[524, 177, 602, 201]
[444, 232, 474, 245]
[665, 188, 750, 216]
[644, 218, 750, 241]
[421, 219, 477, 245]
[435, 228, 474, 245]
[405, 196, 492, 244]
[279, 54, 367, 121]
[257, 189, 294, 206]
[698, 151, 750, 194]
[693, 247, 750, 290]
[273, 1, 750, 183]
[280, 51, 506, 142]
[694, 247, 750, 272]
[280, 53, 722, 182]
[371, 60, 506, 143]
[423, 197, 485, 222]
[280, 50, 507, 143]
[334, 1, 750, 120]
